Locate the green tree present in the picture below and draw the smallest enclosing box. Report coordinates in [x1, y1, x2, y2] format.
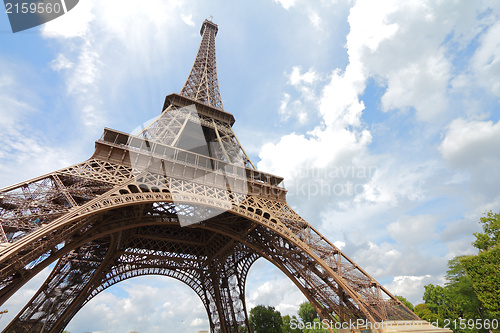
[298, 302, 318, 324]
[419, 211, 500, 333]
[414, 304, 439, 322]
[461, 210, 500, 321]
[445, 257, 483, 319]
[282, 314, 303, 333]
[395, 295, 414, 312]
[461, 247, 500, 320]
[249, 305, 283, 333]
[422, 284, 455, 321]
[472, 211, 500, 251]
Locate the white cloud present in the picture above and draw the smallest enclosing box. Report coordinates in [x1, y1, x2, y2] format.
[439, 117, 500, 200]
[344, 0, 500, 123]
[309, 12, 321, 29]
[347, 0, 455, 122]
[246, 260, 306, 317]
[50, 54, 74, 71]
[380, 53, 450, 121]
[439, 118, 500, 168]
[258, 125, 371, 181]
[387, 215, 439, 247]
[64, 42, 103, 128]
[258, 58, 371, 179]
[0, 70, 80, 187]
[384, 275, 435, 305]
[289, 66, 317, 86]
[334, 240, 346, 249]
[274, 0, 296, 10]
[181, 14, 195, 27]
[40, 0, 187, 132]
[319, 68, 365, 128]
[66, 277, 209, 333]
[278, 93, 292, 121]
[361, 159, 440, 205]
[41, 0, 94, 38]
[470, 20, 500, 97]
[276, 67, 322, 124]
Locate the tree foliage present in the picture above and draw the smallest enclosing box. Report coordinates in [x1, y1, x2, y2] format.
[416, 210, 500, 333]
[395, 295, 414, 312]
[250, 302, 329, 333]
[282, 315, 303, 333]
[461, 210, 500, 320]
[446, 257, 483, 319]
[472, 211, 500, 251]
[461, 246, 500, 319]
[298, 302, 319, 324]
[414, 303, 439, 322]
[249, 305, 283, 333]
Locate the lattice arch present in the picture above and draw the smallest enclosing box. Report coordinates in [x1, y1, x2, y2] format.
[1, 180, 417, 332]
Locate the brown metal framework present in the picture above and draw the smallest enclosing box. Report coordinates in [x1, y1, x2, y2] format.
[181, 19, 224, 110]
[0, 19, 418, 333]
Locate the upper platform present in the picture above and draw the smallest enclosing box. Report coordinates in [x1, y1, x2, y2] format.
[162, 93, 235, 126]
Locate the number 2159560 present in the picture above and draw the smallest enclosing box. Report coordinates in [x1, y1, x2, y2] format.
[5, 2, 62, 14]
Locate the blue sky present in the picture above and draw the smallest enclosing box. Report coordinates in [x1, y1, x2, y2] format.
[1, 0, 500, 332]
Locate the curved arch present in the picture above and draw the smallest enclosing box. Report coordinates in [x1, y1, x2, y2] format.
[3, 207, 262, 333]
[75, 249, 260, 333]
[0, 179, 417, 332]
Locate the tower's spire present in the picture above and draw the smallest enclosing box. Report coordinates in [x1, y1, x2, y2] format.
[180, 19, 224, 110]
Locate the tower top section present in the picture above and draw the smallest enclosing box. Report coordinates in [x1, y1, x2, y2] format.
[200, 18, 218, 36]
[180, 19, 224, 110]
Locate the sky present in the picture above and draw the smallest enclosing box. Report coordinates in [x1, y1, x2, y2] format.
[1, 0, 500, 332]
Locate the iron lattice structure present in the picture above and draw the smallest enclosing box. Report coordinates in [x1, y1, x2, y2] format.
[0, 19, 418, 333]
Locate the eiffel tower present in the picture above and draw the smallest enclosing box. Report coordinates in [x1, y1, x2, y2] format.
[0, 19, 437, 333]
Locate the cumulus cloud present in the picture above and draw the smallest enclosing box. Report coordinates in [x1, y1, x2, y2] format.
[276, 67, 322, 124]
[50, 54, 74, 71]
[384, 275, 438, 305]
[347, 0, 454, 122]
[41, 0, 94, 38]
[439, 117, 500, 200]
[387, 215, 439, 247]
[440, 118, 500, 168]
[0, 70, 79, 187]
[246, 259, 306, 317]
[344, 0, 500, 123]
[181, 14, 195, 27]
[41, 0, 186, 132]
[470, 20, 500, 97]
[274, 0, 296, 10]
[258, 0, 500, 309]
[308, 12, 321, 29]
[289, 66, 318, 86]
[66, 277, 208, 333]
[380, 53, 450, 122]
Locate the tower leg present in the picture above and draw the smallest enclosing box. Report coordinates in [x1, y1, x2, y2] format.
[206, 249, 256, 333]
[3, 236, 115, 333]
